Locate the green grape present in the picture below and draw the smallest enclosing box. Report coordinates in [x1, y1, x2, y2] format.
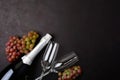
[66, 71, 70, 75]
[30, 44, 34, 49]
[36, 34, 39, 38]
[32, 35, 37, 39]
[31, 39, 36, 43]
[26, 41, 31, 45]
[26, 45, 30, 50]
[25, 37, 30, 42]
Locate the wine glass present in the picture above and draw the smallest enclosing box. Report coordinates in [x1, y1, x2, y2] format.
[35, 41, 59, 80]
[53, 52, 79, 72]
[35, 52, 79, 80]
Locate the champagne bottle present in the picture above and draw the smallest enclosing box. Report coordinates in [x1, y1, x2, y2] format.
[0, 34, 52, 80]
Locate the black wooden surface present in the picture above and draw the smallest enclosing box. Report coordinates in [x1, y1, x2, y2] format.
[0, 0, 119, 80]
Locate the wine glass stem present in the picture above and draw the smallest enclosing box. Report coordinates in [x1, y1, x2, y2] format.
[35, 71, 44, 80]
[35, 71, 50, 80]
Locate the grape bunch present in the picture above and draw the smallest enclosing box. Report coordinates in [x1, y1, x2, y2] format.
[58, 66, 82, 80]
[18, 31, 39, 54]
[5, 36, 22, 62]
[5, 31, 39, 63]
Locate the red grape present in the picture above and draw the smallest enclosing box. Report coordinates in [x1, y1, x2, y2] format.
[5, 36, 22, 63]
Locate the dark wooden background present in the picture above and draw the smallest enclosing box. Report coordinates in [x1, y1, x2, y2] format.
[0, 0, 119, 80]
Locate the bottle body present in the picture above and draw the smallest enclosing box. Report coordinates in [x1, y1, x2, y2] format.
[0, 60, 29, 80]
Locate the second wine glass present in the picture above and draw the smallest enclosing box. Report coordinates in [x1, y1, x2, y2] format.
[35, 52, 79, 80]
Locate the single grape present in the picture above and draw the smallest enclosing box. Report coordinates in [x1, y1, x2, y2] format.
[31, 39, 36, 43]
[30, 44, 34, 49]
[26, 45, 30, 50]
[66, 75, 71, 80]
[25, 37, 30, 42]
[13, 46, 16, 50]
[10, 48, 14, 52]
[17, 43, 21, 47]
[26, 41, 31, 45]
[58, 77, 62, 80]
[58, 72, 62, 76]
[32, 35, 36, 39]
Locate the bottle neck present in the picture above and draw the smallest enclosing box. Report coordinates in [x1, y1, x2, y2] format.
[22, 39, 47, 65]
[21, 34, 52, 65]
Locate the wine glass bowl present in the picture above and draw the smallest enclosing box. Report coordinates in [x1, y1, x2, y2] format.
[41, 41, 59, 71]
[35, 41, 59, 80]
[41, 41, 53, 71]
[53, 52, 79, 72]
